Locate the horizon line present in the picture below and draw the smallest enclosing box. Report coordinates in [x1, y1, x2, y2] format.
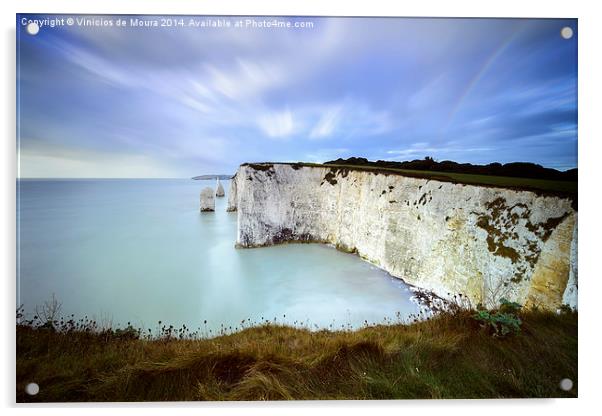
[16, 177, 215, 180]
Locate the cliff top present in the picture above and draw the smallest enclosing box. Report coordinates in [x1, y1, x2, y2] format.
[326, 157, 577, 182]
[241, 160, 577, 204]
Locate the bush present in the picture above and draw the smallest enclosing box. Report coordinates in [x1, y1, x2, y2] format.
[113, 325, 140, 340]
[499, 298, 521, 314]
[473, 298, 522, 337]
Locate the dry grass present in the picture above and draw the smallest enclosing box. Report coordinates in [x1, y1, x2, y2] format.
[16, 309, 577, 402]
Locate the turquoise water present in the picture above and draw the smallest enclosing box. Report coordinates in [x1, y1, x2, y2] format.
[17, 179, 419, 333]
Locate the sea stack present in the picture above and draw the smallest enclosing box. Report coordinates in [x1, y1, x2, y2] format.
[200, 187, 215, 212]
[226, 173, 238, 212]
[216, 178, 225, 197]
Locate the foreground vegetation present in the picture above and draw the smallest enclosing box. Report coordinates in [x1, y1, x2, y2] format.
[17, 306, 577, 402]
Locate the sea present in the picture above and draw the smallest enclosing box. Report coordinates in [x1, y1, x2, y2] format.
[17, 179, 420, 335]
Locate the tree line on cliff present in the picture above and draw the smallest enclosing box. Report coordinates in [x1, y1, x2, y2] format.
[325, 157, 577, 182]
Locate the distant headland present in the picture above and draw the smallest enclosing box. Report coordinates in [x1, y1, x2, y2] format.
[192, 174, 233, 180]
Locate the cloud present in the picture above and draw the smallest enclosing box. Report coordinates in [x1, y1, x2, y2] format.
[310, 105, 343, 139]
[386, 143, 495, 159]
[18, 143, 180, 178]
[308, 100, 393, 140]
[56, 42, 139, 87]
[203, 59, 285, 101]
[17, 16, 578, 177]
[257, 109, 295, 139]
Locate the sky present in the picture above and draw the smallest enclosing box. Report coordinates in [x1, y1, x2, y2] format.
[17, 16, 578, 178]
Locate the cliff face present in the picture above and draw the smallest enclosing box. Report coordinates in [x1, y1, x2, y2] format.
[229, 163, 577, 310]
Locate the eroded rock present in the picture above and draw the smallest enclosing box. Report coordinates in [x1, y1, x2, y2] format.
[226, 175, 238, 212]
[200, 187, 215, 212]
[216, 178, 225, 198]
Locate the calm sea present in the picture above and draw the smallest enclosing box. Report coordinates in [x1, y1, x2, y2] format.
[17, 179, 419, 334]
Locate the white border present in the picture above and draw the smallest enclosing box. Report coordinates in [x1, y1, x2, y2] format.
[3, 1, 601, 415]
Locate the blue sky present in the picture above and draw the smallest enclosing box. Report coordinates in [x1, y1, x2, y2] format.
[17, 16, 577, 178]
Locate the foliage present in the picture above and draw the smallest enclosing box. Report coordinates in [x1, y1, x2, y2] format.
[324, 157, 577, 182]
[499, 298, 522, 314]
[473, 298, 523, 337]
[113, 325, 141, 340]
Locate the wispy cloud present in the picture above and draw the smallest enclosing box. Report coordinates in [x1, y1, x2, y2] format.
[309, 100, 393, 140]
[257, 109, 295, 139]
[310, 105, 343, 139]
[387, 142, 495, 159]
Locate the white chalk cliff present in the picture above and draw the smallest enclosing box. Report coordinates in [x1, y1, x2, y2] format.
[229, 163, 577, 310]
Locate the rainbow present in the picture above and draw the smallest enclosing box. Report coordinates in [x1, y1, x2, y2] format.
[443, 23, 527, 131]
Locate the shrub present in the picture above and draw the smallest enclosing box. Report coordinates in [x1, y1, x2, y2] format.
[113, 324, 140, 340]
[473, 298, 522, 337]
[498, 298, 522, 314]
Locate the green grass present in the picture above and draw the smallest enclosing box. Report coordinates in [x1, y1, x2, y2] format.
[265, 162, 577, 197]
[16, 310, 577, 402]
